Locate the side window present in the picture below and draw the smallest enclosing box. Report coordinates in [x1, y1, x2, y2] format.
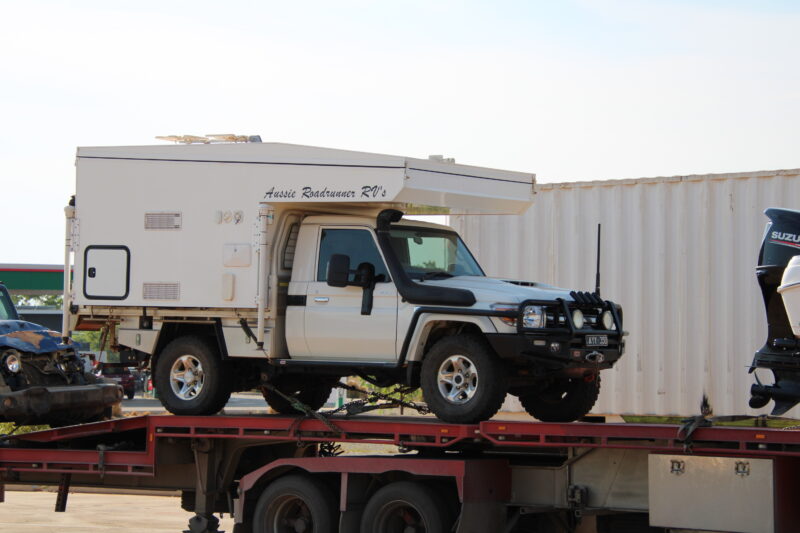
[317, 229, 390, 282]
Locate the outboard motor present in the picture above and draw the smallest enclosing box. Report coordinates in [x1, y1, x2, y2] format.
[749, 207, 800, 414]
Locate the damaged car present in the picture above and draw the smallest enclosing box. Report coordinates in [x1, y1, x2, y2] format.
[0, 283, 121, 426]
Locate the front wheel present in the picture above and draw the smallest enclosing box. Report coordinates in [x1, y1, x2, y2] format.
[517, 375, 601, 422]
[420, 335, 507, 424]
[154, 336, 232, 416]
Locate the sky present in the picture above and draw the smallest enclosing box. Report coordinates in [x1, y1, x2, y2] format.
[1, 0, 798, 263]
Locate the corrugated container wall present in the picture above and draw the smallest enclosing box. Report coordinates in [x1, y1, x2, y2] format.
[452, 169, 800, 417]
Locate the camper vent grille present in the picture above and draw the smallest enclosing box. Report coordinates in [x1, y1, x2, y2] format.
[143, 282, 180, 300]
[145, 212, 182, 230]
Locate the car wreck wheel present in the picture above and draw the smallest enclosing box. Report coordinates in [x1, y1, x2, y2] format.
[154, 336, 232, 416]
[517, 375, 601, 422]
[421, 335, 507, 424]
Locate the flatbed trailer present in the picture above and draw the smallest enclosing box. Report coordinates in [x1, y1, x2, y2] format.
[0, 414, 798, 533]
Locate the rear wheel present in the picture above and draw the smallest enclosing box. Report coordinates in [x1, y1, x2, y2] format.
[360, 481, 452, 533]
[262, 378, 336, 414]
[517, 375, 601, 422]
[421, 335, 507, 424]
[154, 336, 231, 416]
[252, 474, 338, 533]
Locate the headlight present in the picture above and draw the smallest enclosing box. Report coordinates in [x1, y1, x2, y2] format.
[601, 310, 615, 330]
[4, 354, 21, 373]
[572, 309, 585, 329]
[522, 305, 546, 328]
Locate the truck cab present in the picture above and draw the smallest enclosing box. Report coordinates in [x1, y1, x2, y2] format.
[65, 141, 625, 423]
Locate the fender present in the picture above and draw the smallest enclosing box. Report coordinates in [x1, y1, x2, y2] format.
[401, 311, 498, 364]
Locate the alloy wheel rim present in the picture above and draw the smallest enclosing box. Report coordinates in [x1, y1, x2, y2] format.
[169, 355, 205, 400]
[437, 354, 478, 405]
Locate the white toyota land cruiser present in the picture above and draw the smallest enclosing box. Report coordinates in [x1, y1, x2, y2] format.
[65, 141, 625, 423]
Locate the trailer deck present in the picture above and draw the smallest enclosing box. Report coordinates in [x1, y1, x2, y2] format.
[1, 414, 798, 532]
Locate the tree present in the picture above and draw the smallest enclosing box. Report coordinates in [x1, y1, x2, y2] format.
[11, 295, 63, 308]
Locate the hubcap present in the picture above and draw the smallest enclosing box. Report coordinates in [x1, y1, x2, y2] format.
[376, 500, 427, 533]
[169, 355, 205, 400]
[271, 495, 313, 533]
[437, 354, 478, 405]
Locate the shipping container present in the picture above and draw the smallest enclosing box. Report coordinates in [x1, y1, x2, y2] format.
[453, 169, 800, 417]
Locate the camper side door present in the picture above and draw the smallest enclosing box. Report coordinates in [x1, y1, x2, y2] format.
[301, 226, 398, 361]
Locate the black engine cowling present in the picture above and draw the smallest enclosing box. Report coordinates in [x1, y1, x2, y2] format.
[750, 207, 800, 414]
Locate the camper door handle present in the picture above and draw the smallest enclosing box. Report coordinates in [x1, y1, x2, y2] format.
[314, 297, 329, 303]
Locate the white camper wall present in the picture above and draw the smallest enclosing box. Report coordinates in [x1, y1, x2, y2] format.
[453, 169, 800, 418]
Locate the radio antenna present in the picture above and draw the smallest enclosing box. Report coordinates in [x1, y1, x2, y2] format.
[595, 223, 602, 297]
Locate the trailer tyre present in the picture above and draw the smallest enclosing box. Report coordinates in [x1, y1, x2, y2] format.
[252, 474, 338, 533]
[154, 336, 232, 416]
[360, 481, 452, 533]
[518, 375, 601, 422]
[421, 335, 507, 424]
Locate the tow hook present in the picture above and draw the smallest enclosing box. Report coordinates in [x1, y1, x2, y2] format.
[585, 351, 605, 364]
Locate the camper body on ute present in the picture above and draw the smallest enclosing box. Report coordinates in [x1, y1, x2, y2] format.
[65, 142, 624, 423]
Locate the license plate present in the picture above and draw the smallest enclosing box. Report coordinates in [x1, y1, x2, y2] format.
[586, 335, 608, 347]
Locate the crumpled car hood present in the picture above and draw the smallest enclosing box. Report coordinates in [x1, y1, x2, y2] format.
[0, 320, 74, 354]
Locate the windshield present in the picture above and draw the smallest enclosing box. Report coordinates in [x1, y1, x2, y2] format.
[0, 287, 17, 320]
[387, 226, 485, 280]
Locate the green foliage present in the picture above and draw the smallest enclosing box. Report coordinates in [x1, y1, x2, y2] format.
[354, 378, 423, 402]
[0, 422, 50, 435]
[71, 331, 120, 362]
[12, 294, 63, 307]
[71, 330, 103, 350]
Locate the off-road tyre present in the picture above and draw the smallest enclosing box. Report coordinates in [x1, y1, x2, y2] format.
[517, 375, 601, 422]
[154, 336, 232, 416]
[420, 335, 507, 424]
[361, 481, 452, 533]
[262, 378, 336, 415]
[252, 474, 338, 533]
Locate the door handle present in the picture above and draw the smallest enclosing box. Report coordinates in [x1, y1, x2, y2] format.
[314, 297, 330, 303]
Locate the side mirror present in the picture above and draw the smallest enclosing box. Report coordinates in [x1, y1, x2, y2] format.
[327, 254, 351, 287]
[353, 262, 375, 288]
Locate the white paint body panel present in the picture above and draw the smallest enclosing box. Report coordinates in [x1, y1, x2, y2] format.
[454, 168, 800, 417]
[778, 255, 800, 338]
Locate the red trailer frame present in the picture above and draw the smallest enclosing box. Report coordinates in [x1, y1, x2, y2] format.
[0, 414, 798, 532]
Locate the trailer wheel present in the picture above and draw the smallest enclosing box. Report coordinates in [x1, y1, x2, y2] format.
[518, 375, 601, 422]
[154, 336, 232, 416]
[262, 378, 336, 414]
[252, 474, 337, 533]
[421, 335, 507, 423]
[360, 481, 452, 533]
